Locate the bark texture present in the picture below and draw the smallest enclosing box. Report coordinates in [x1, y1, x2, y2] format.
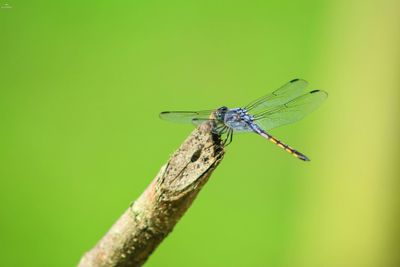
[78, 122, 224, 267]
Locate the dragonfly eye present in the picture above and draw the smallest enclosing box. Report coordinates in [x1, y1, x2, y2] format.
[215, 106, 228, 120]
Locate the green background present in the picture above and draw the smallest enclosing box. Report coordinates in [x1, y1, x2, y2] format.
[1, 1, 399, 266]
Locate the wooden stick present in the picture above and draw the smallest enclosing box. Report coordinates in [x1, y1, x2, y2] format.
[78, 122, 224, 267]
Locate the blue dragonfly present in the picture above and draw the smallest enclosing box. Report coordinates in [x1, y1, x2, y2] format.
[160, 79, 327, 161]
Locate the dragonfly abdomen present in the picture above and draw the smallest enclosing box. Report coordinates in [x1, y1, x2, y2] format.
[250, 124, 310, 161]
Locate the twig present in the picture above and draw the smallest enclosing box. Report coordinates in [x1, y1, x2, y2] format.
[78, 122, 225, 267]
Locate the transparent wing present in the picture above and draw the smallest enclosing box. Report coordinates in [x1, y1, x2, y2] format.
[253, 90, 328, 130]
[159, 110, 214, 124]
[191, 118, 215, 125]
[244, 79, 308, 113]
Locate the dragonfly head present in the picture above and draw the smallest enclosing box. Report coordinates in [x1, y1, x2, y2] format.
[215, 106, 229, 121]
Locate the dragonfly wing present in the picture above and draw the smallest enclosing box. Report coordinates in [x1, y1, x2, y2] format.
[253, 90, 328, 130]
[159, 110, 214, 124]
[244, 79, 308, 113]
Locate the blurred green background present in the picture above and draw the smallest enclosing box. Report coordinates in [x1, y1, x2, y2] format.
[1, 1, 399, 266]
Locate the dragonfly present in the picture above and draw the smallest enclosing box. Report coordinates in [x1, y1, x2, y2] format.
[160, 79, 328, 161]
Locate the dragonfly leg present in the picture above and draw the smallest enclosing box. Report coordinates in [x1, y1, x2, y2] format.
[223, 128, 234, 146]
[203, 125, 228, 153]
[213, 124, 227, 135]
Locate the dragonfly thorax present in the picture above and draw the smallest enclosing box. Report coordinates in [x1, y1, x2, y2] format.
[222, 108, 254, 132]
